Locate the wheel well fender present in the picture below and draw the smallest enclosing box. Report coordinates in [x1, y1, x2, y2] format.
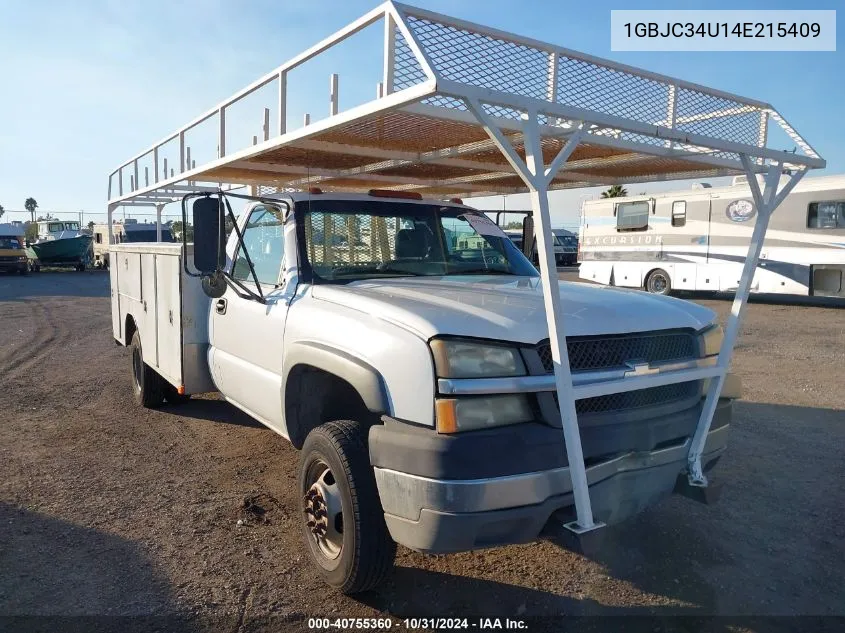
[124, 314, 137, 347]
[282, 342, 390, 448]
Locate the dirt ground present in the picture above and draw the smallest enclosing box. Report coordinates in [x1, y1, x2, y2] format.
[0, 270, 843, 632]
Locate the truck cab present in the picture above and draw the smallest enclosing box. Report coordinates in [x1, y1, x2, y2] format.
[111, 189, 738, 594]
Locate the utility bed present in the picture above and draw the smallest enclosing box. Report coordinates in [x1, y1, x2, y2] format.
[110, 243, 215, 395]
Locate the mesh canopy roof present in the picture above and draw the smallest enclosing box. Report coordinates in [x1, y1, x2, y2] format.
[108, 2, 823, 207]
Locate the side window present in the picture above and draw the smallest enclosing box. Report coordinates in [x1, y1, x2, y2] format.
[671, 201, 687, 227]
[95, 233, 103, 244]
[807, 200, 845, 229]
[232, 205, 286, 285]
[615, 200, 650, 232]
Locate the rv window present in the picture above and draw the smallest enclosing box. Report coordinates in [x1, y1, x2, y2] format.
[671, 201, 687, 227]
[807, 201, 845, 229]
[616, 201, 649, 232]
[95, 233, 102, 244]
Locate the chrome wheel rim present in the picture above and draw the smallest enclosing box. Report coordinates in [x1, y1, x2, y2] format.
[650, 274, 667, 293]
[303, 460, 344, 562]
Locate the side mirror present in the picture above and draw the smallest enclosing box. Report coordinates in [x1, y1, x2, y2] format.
[521, 216, 535, 260]
[192, 197, 223, 275]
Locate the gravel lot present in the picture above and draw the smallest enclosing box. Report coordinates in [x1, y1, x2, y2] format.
[0, 270, 843, 632]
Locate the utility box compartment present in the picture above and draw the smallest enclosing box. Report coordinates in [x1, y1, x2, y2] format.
[110, 243, 215, 394]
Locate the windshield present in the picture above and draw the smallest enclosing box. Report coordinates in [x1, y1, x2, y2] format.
[298, 200, 538, 282]
[0, 237, 22, 249]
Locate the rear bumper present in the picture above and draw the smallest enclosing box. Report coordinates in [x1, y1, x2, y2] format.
[372, 400, 731, 553]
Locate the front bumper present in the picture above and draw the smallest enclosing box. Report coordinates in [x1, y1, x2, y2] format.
[0, 261, 27, 273]
[371, 400, 730, 554]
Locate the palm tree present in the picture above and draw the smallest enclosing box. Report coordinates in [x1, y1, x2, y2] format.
[24, 198, 38, 223]
[0, 203, 5, 220]
[601, 185, 628, 199]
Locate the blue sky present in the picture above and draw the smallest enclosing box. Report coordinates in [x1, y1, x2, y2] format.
[0, 0, 841, 227]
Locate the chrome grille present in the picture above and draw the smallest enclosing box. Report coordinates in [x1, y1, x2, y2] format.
[536, 330, 697, 373]
[555, 382, 700, 415]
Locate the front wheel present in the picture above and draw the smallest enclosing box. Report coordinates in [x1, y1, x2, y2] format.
[299, 420, 395, 594]
[646, 268, 672, 295]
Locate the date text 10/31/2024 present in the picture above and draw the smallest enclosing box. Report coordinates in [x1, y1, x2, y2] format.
[308, 617, 528, 630]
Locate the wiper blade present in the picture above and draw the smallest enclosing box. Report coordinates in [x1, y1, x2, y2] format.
[449, 268, 517, 275]
[330, 266, 424, 277]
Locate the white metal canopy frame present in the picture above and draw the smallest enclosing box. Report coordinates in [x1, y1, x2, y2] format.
[107, 2, 824, 534]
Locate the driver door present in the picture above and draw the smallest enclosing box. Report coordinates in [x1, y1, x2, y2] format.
[208, 204, 292, 433]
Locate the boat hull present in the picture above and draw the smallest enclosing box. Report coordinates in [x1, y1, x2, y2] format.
[31, 235, 93, 264]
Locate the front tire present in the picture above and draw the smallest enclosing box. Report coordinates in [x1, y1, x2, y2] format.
[130, 330, 165, 408]
[646, 268, 672, 295]
[299, 420, 395, 594]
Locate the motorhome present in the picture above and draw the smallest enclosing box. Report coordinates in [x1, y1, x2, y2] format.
[578, 174, 845, 297]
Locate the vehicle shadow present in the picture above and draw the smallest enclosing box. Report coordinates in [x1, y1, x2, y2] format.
[677, 290, 844, 308]
[357, 567, 741, 633]
[162, 395, 265, 429]
[0, 502, 196, 631]
[541, 399, 845, 618]
[0, 270, 110, 301]
[353, 400, 844, 625]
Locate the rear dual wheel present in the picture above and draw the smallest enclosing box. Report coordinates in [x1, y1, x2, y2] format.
[129, 330, 190, 407]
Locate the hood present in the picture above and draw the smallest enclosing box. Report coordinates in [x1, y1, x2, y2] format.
[310, 276, 716, 343]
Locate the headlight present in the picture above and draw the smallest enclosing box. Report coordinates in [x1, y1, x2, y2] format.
[430, 339, 526, 378]
[698, 323, 723, 357]
[17, 256, 27, 262]
[435, 395, 534, 433]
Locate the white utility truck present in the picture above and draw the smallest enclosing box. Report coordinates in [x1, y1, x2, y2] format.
[111, 188, 738, 592]
[105, 1, 822, 595]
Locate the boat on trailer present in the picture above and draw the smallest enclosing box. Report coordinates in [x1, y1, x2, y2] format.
[29, 220, 93, 271]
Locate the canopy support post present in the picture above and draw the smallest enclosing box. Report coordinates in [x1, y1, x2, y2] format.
[107, 203, 117, 244]
[686, 159, 806, 486]
[467, 99, 600, 534]
[156, 204, 164, 243]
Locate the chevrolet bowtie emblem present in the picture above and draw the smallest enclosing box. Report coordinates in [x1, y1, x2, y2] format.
[624, 361, 660, 377]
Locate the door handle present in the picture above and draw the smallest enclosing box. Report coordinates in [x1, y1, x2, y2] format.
[215, 298, 227, 315]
